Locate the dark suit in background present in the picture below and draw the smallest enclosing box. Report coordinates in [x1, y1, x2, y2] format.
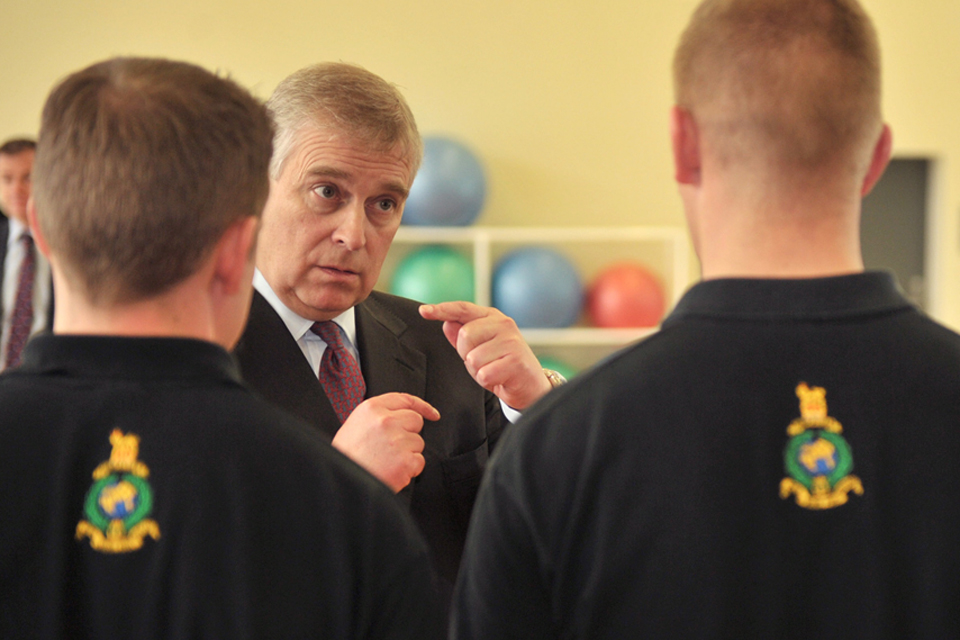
[234, 289, 507, 593]
[0, 215, 54, 349]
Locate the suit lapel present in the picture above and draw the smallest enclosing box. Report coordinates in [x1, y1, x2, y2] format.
[356, 294, 427, 400]
[356, 293, 427, 505]
[236, 291, 341, 439]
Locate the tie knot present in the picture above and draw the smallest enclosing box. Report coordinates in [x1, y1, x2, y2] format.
[20, 233, 32, 248]
[311, 321, 345, 350]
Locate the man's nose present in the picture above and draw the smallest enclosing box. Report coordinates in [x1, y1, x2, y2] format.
[332, 204, 366, 251]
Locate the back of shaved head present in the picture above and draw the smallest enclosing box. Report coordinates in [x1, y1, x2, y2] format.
[674, 0, 882, 178]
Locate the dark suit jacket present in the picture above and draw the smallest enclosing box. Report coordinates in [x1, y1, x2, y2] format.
[0, 215, 54, 334]
[234, 289, 508, 592]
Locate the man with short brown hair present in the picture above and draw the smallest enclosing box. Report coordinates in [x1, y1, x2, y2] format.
[0, 137, 51, 370]
[0, 57, 442, 638]
[452, 1, 960, 637]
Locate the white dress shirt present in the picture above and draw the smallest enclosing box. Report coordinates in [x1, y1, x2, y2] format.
[1, 218, 52, 369]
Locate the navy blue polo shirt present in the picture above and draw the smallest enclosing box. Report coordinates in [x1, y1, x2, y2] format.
[0, 335, 442, 639]
[453, 272, 960, 640]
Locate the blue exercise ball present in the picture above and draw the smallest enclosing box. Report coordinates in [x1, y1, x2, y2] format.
[403, 136, 487, 226]
[492, 247, 583, 328]
[390, 245, 475, 304]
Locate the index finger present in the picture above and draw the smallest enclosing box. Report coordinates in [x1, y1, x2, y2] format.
[378, 392, 442, 422]
[419, 300, 492, 324]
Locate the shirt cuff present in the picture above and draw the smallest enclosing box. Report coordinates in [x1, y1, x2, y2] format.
[499, 399, 523, 424]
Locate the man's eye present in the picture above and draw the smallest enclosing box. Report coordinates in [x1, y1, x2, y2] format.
[315, 185, 337, 199]
[375, 199, 395, 212]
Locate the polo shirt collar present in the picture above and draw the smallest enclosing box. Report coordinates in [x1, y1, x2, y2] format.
[17, 334, 241, 383]
[665, 271, 912, 325]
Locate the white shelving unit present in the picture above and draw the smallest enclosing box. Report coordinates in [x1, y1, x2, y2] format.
[381, 225, 691, 371]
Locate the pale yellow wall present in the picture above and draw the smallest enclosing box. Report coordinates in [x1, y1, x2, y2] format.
[2, 0, 959, 328]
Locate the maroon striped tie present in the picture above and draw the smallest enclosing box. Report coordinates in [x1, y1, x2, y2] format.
[311, 321, 366, 424]
[6, 234, 35, 369]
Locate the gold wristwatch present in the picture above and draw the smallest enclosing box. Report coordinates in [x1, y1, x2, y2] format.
[542, 368, 567, 389]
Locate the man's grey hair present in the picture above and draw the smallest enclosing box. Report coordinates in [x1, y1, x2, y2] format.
[267, 62, 422, 180]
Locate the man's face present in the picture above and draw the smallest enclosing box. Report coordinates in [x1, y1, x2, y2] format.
[0, 150, 35, 224]
[257, 125, 413, 321]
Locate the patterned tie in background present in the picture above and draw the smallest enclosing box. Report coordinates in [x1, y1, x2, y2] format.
[6, 234, 35, 369]
[311, 320, 366, 424]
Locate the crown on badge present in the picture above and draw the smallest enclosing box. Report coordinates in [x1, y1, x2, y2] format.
[110, 429, 140, 464]
[92, 429, 150, 480]
[796, 383, 827, 420]
[787, 383, 842, 435]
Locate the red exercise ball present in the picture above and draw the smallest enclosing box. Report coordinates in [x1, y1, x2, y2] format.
[587, 262, 666, 328]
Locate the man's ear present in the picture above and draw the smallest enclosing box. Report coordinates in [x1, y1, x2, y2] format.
[26, 199, 52, 259]
[212, 216, 259, 296]
[861, 124, 893, 197]
[671, 106, 702, 186]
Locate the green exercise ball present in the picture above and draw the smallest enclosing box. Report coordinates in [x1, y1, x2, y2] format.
[390, 245, 475, 304]
[538, 356, 578, 381]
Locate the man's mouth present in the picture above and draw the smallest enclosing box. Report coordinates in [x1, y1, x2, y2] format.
[319, 265, 359, 276]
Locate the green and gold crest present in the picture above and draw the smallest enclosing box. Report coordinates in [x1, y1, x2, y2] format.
[76, 429, 160, 553]
[780, 383, 863, 510]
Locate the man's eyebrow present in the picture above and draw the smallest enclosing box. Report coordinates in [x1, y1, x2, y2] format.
[381, 180, 410, 199]
[305, 166, 351, 181]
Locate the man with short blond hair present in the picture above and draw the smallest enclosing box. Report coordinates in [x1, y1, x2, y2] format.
[0, 57, 442, 639]
[235, 62, 556, 598]
[0, 138, 51, 370]
[452, 1, 960, 637]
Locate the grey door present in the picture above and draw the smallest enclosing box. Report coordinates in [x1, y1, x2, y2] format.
[861, 158, 928, 308]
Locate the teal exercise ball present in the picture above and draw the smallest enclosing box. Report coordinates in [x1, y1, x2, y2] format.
[390, 245, 475, 304]
[403, 136, 487, 227]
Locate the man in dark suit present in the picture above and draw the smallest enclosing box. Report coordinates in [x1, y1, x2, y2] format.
[0, 138, 53, 370]
[233, 62, 559, 595]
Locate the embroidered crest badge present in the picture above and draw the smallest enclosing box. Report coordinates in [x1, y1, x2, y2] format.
[76, 429, 161, 553]
[779, 383, 863, 510]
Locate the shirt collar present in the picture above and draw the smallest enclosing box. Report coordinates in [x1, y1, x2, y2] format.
[7, 217, 27, 249]
[664, 271, 912, 326]
[253, 269, 357, 348]
[18, 334, 242, 383]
